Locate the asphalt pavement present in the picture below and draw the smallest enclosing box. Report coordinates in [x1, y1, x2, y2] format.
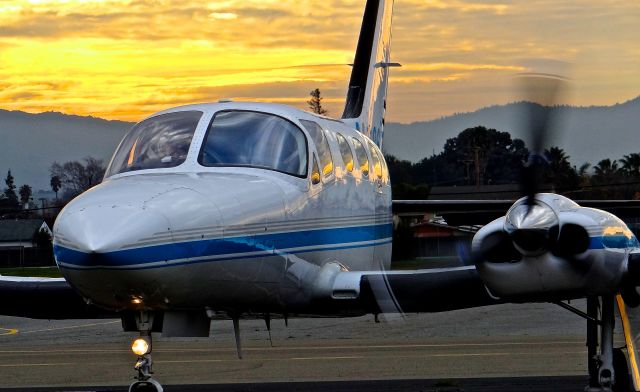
[0, 300, 620, 391]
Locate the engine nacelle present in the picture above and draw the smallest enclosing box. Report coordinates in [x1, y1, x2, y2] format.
[472, 194, 633, 301]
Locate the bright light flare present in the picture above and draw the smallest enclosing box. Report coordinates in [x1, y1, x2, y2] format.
[131, 337, 150, 356]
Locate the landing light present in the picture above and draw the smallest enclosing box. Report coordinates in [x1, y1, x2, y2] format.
[131, 337, 150, 356]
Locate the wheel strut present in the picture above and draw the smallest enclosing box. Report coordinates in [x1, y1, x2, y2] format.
[585, 295, 617, 392]
[128, 312, 163, 392]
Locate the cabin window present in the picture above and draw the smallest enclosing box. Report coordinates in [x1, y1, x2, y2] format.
[367, 140, 383, 180]
[352, 137, 369, 177]
[311, 156, 321, 185]
[335, 133, 355, 173]
[381, 151, 389, 182]
[199, 111, 308, 177]
[105, 110, 202, 177]
[300, 120, 334, 178]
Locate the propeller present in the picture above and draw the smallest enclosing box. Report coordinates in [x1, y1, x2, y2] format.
[477, 71, 581, 265]
[516, 72, 569, 212]
[474, 68, 595, 277]
[474, 71, 574, 268]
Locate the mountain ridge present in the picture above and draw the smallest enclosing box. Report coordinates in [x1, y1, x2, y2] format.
[383, 96, 640, 166]
[1, 97, 638, 191]
[0, 110, 133, 191]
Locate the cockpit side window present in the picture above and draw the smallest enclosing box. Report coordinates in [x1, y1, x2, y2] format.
[199, 111, 308, 177]
[335, 133, 354, 173]
[352, 137, 369, 177]
[105, 110, 202, 177]
[300, 120, 334, 178]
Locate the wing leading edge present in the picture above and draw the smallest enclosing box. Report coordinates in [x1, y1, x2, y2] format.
[0, 276, 116, 319]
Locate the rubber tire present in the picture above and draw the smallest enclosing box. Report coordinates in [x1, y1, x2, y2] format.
[129, 379, 163, 392]
[613, 348, 632, 392]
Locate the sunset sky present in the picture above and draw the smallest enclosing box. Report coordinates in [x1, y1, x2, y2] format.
[0, 0, 638, 123]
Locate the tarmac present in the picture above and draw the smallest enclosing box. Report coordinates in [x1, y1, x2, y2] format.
[0, 299, 623, 391]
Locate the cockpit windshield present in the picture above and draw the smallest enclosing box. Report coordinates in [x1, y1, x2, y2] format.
[198, 111, 308, 177]
[105, 111, 202, 177]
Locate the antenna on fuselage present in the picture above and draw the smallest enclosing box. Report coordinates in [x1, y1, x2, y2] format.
[232, 315, 243, 359]
[264, 313, 273, 347]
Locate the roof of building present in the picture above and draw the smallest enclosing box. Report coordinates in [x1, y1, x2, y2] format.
[0, 219, 48, 242]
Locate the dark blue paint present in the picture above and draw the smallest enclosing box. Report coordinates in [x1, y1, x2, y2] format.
[55, 223, 393, 268]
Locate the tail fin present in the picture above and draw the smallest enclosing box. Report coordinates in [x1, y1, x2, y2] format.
[342, 0, 398, 148]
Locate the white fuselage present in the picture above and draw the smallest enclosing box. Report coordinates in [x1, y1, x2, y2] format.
[53, 102, 393, 313]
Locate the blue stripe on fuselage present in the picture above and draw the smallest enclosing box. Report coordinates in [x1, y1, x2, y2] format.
[589, 235, 640, 250]
[54, 223, 393, 268]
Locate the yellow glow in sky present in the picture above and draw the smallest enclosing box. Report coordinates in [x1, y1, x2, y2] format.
[0, 0, 638, 123]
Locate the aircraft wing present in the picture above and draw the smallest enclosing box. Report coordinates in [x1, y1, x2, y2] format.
[306, 265, 499, 316]
[0, 266, 497, 320]
[358, 266, 498, 313]
[0, 276, 116, 319]
[393, 199, 640, 225]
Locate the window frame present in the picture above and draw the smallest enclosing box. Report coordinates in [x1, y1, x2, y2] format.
[197, 109, 309, 179]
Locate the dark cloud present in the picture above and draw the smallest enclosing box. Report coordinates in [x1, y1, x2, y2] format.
[3, 91, 43, 101]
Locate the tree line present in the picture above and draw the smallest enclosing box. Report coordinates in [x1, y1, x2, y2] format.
[0, 157, 106, 216]
[3, 123, 640, 217]
[386, 126, 640, 200]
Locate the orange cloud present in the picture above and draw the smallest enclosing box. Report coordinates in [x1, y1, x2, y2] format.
[0, 0, 638, 123]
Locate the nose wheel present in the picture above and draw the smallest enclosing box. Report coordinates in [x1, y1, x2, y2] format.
[129, 351, 163, 392]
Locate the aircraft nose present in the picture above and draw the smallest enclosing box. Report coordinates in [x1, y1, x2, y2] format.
[53, 204, 172, 268]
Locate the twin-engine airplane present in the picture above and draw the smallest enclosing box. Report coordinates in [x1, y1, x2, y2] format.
[3, 1, 640, 391]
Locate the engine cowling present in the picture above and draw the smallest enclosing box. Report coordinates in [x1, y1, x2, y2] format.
[472, 194, 630, 301]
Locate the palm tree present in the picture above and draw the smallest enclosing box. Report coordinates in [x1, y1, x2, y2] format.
[621, 153, 640, 178]
[593, 159, 622, 184]
[543, 147, 577, 191]
[576, 162, 591, 187]
[544, 147, 570, 168]
[50, 175, 61, 201]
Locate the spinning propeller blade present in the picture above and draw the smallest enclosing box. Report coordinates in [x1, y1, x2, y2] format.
[516, 72, 570, 210]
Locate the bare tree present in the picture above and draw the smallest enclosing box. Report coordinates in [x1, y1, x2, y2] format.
[50, 157, 106, 197]
[307, 88, 328, 115]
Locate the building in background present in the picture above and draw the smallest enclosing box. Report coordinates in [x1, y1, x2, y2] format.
[0, 219, 53, 267]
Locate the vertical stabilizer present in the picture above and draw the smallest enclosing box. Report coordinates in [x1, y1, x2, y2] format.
[342, 0, 398, 148]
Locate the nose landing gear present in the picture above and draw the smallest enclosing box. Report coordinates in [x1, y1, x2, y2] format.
[584, 295, 633, 392]
[128, 312, 164, 392]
